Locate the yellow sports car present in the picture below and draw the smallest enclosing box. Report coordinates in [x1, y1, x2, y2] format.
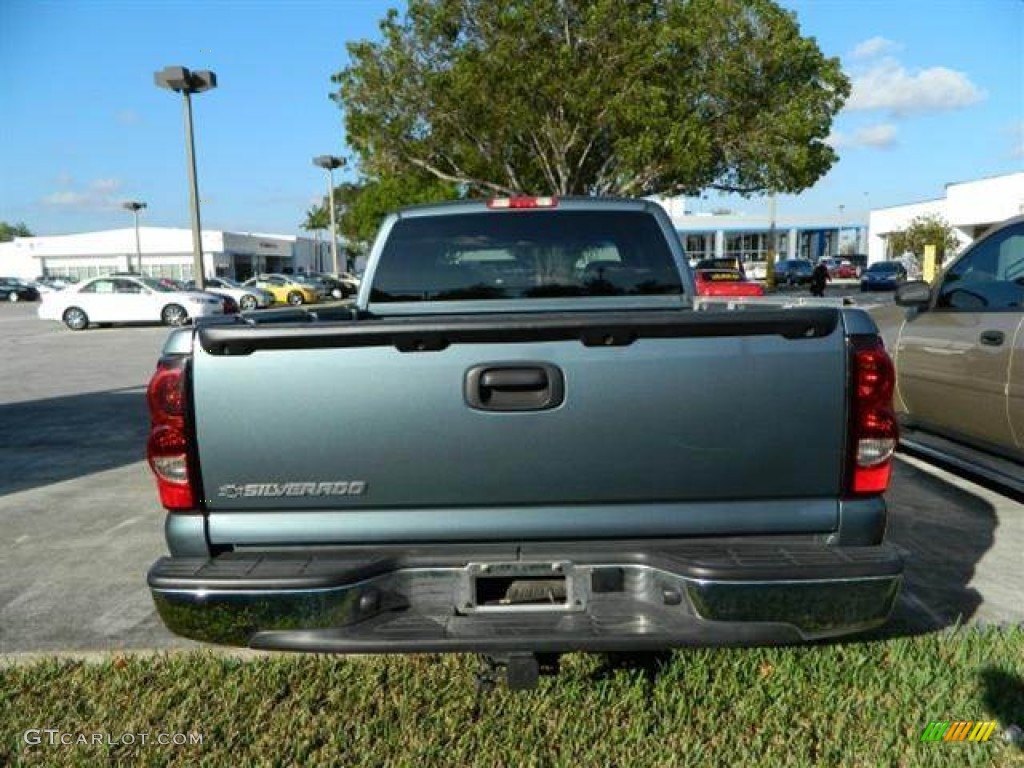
[242, 274, 320, 305]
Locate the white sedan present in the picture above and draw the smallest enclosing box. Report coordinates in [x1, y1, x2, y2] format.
[38, 274, 224, 330]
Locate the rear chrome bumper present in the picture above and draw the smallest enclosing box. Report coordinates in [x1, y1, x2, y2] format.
[148, 542, 902, 653]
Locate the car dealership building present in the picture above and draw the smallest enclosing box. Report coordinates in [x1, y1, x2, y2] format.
[867, 172, 1024, 264]
[0, 227, 332, 283]
[653, 171, 1024, 268]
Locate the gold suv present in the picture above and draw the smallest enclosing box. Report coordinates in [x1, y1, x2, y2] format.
[875, 215, 1023, 488]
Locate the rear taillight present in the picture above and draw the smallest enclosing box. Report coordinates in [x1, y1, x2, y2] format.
[846, 336, 898, 495]
[487, 196, 558, 209]
[146, 356, 196, 510]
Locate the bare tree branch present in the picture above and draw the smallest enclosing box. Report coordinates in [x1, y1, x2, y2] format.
[406, 156, 515, 196]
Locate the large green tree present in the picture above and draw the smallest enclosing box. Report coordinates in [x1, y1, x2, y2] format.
[888, 214, 961, 266]
[301, 205, 330, 269]
[301, 205, 330, 237]
[0, 221, 33, 241]
[336, 173, 460, 251]
[334, 0, 849, 197]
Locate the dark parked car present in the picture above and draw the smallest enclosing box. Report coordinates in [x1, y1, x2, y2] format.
[860, 261, 908, 292]
[306, 272, 353, 299]
[773, 259, 814, 285]
[34, 275, 75, 290]
[0, 277, 40, 302]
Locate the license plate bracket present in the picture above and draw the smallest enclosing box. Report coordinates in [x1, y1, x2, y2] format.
[456, 561, 585, 614]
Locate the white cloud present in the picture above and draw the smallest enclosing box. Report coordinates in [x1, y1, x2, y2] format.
[42, 191, 92, 207]
[825, 123, 898, 150]
[824, 131, 848, 149]
[847, 58, 985, 115]
[851, 37, 900, 60]
[855, 123, 898, 148]
[42, 178, 124, 210]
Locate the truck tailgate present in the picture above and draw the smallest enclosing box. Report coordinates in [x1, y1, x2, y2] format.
[191, 310, 848, 539]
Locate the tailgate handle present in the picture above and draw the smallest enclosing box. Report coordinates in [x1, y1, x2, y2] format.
[480, 369, 547, 390]
[466, 363, 564, 411]
[979, 330, 1004, 347]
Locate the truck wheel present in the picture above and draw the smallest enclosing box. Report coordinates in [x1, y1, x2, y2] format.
[162, 304, 189, 327]
[63, 306, 89, 331]
[8, 292, 19, 302]
[287, 291, 304, 306]
[239, 294, 258, 311]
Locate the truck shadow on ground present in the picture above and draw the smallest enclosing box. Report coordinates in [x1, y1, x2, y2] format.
[981, 668, 1024, 749]
[862, 456, 996, 639]
[0, 387, 149, 497]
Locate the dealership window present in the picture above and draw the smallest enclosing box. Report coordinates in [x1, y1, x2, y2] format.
[725, 233, 771, 263]
[65, 265, 102, 281]
[684, 235, 713, 260]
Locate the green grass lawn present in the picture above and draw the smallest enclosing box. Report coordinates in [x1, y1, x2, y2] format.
[3, 626, 1022, 767]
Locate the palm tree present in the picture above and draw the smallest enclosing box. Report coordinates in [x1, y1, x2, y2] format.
[301, 205, 330, 271]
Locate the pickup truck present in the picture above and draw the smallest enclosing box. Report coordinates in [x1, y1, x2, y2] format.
[146, 197, 902, 676]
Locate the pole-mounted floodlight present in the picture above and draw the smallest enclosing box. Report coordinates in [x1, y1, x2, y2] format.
[155, 66, 217, 289]
[122, 201, 147, 273]
[313, 155, 346, 276]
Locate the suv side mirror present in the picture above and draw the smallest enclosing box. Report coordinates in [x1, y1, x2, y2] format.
[895, 280, 932, 308]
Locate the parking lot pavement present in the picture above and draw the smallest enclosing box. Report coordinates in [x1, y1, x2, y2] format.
[0, 301, 1020, 655]
[0, 461, 198, 652]
[0, 302, 169, 405]
[0, 303, 199, 652]
[769, 279, 893, 307]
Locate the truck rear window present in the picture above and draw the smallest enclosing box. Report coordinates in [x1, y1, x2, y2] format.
[370, 210, 684, 302]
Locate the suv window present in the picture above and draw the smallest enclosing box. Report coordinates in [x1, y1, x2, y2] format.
[936, 223, 1024, 311]
[372, 211, 683, 302]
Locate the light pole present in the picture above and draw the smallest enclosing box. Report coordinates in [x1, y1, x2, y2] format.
[765, 193, 777, 290]
[122, 201, 146, 273]
[154, 65, 217, 289]
[838, 204, 846, 256]
[313, 155, 345, 275]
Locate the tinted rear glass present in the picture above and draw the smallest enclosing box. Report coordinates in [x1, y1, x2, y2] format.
[371, 210, 683, 302]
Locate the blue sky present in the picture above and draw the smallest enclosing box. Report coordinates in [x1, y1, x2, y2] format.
[1, 0, 1021, 236]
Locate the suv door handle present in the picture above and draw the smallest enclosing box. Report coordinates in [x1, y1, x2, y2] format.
[979, 330, 1005, 347]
